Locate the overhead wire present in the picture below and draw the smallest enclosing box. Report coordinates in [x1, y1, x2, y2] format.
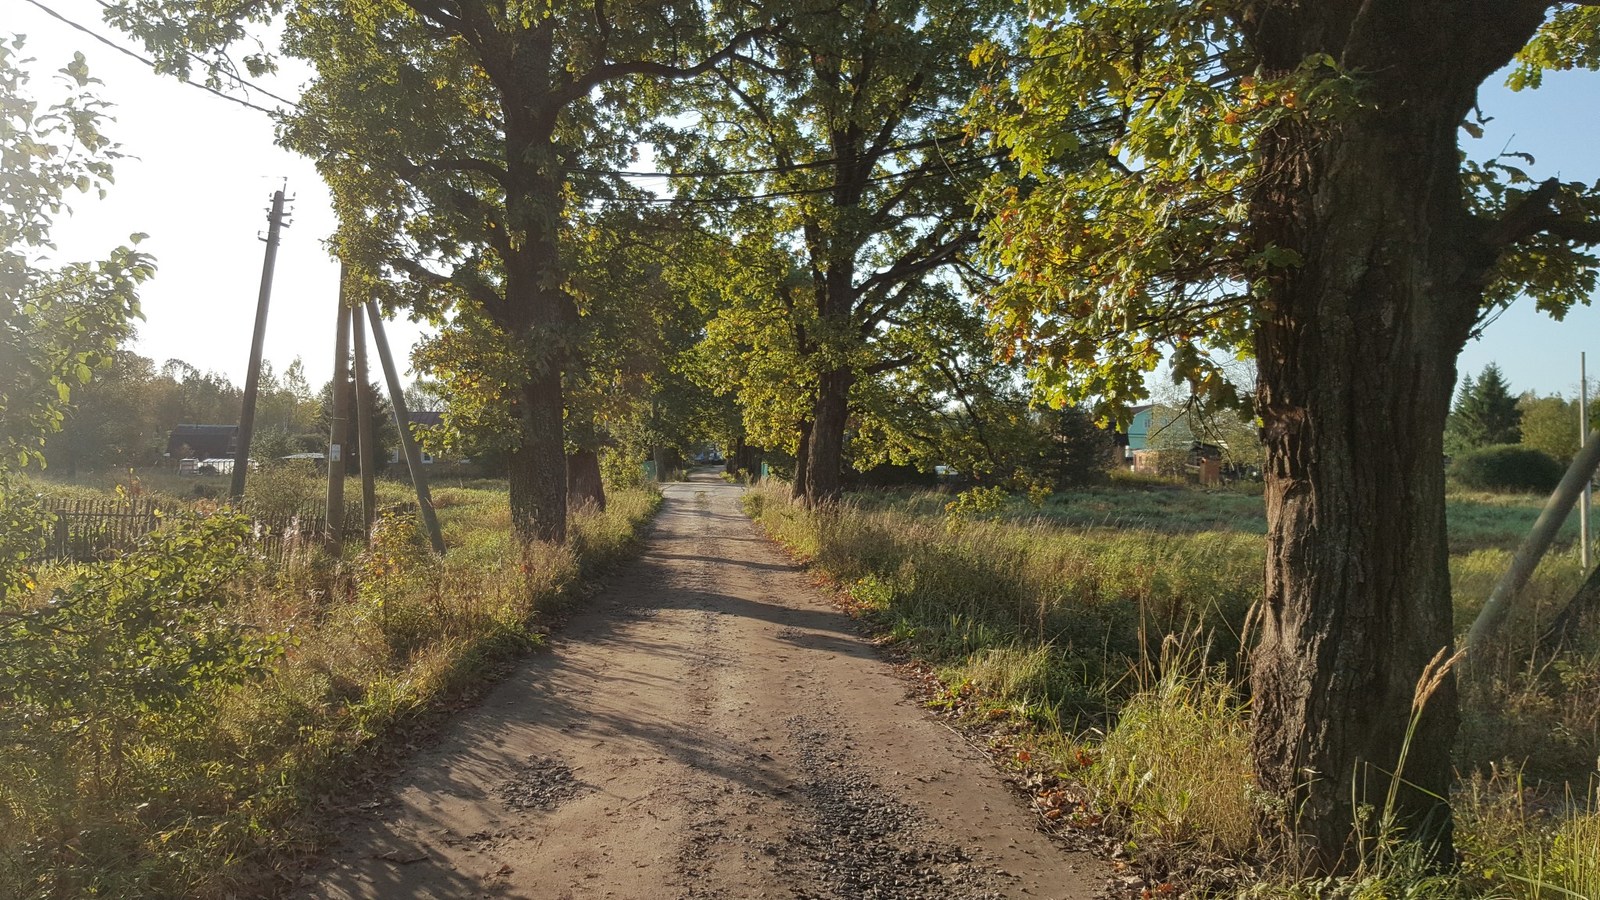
[17, 0, 293, 115]
[567, 133, 975, 179]
[18, 0, 1003, 196]
[88, 0, 303, 109]
[603, 151, 1006, 205]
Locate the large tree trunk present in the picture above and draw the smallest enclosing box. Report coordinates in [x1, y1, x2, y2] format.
[1244, 1, 1546, 870]
[804, 368, 853, 506]
[791, 419, 812, 501]
[500, 102, 577, 544]
[508, 367, 568, 544]
[567, 449, 605, 511]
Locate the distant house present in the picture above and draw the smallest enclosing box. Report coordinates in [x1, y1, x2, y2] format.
[167, 424, 238, 459]
[387, 410, 441, 465]
[1132, 440, 1224, 485]
[1125, 404, 1155, 450]
[1110, 404, 1158, 464]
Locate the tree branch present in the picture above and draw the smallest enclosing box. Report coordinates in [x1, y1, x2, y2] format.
[1481, 177, 1566, 249]
[864, 353, 917, 375]
[404, 156, 510, 186]
[855, 227, 974, 305]
[390, 257, 504, 316]
[555, 25, 775, 107]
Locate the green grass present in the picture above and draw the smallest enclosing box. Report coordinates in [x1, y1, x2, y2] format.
[0, 472, 661, 899]
[745, 479, 1600, 897]
[853, 481, 1588, 555]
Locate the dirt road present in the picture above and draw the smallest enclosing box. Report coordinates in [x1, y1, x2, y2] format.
[307, 474, 1105, 899]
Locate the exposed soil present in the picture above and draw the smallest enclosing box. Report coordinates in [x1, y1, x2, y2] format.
[303, 473, 1106, 899]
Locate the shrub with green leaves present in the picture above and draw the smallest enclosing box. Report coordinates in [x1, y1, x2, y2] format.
[1450, 444, 1565, 494]
[0, 512, 277, 891]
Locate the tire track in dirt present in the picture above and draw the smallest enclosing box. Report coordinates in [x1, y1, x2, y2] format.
[303, 474, 1105, 899]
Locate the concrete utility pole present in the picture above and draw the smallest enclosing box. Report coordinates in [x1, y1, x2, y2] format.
[365, 300, 446, 555]
[230, 187, 290, 500]
[352, 304, 377, 536]
[324, 267, 352, 548]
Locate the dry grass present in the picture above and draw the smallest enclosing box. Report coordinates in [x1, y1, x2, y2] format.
[745, 479, 1600, 898]
[0, 473, 661, 899]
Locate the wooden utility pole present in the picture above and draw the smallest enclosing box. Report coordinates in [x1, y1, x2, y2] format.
[230, 187, 290, 500]
[1583, 352, 1591, 570]
[324, 266, 352, 549]
[352, 304, 378, 537]
[365, 300, 446, 555]
[1469, 429, 1600, 650]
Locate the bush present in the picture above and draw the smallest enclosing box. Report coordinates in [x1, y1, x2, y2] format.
[1450, 444, 1564, 494]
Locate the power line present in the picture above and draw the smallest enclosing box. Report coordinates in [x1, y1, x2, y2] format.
[20, 0, 996, 196]
[17, 0, 288, 116]
[604, 151, 1003, 205]
[569, 134, 974, 180]
[89, 0, 302, 108]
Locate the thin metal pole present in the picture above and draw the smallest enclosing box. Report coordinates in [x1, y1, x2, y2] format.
[231, 188, 289, 500]
[364, 300, 446, 555]
[1583, 352, 1591, 570]
[352, 305, 377, 538]
[324, 265, 352, 549]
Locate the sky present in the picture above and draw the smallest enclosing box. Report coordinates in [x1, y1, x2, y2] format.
[9, 0, 1600, 399]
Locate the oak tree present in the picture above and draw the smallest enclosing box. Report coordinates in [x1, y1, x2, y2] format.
[108, 0, 774, 542]
[663, 0, 1015, 504]
[974, 0, 1600, 869]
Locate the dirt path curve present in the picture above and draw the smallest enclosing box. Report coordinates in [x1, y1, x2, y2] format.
[306, 473, 1105, 900]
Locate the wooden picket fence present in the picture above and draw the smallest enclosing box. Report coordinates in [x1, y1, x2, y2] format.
[41, 498, 166, 561]
[36, 498, 410, 562]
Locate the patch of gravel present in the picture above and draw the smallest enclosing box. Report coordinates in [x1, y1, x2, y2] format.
[779, 714, 1008, 900]
[494, 756, 587, 811]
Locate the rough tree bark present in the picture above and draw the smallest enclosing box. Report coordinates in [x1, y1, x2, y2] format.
[1244, 0, 1550, 869]
[805, 368, 854, 505]
[498, 96, 576, 545]
[566, 449, 606, 511]
[791, 418, 813, 501]
[508, 366, 569, 543]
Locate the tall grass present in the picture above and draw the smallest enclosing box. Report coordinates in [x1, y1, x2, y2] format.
[746, 481, 1600, 896]
[0, 475, 661, 899]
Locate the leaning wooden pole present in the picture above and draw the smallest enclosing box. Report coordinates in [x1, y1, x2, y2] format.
[323, 265, 352, 550]
[351, 305, 378, 538]
[364, 299, 446, 555]
[1468, 429, 1600, 650]
[231, 187, 289, 500]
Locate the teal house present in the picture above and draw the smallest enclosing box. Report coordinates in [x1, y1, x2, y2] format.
[1123, 404, 1156, 452]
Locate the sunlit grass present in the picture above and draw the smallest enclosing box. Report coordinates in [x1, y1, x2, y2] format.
[746, 479, 1600, 896]
[0, 471, 661, 898]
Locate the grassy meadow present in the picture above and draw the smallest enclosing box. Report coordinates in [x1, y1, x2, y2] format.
[0, 467, 660, 899]
[746, 480, 1600, 898]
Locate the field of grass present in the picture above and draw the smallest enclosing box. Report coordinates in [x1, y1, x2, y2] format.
[853, 480, 1587, 554]
[0, 470, 660, 899]
[746, 480, 1600, 897]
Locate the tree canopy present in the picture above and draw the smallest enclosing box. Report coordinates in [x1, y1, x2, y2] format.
[0, 38, 150, 597]
[969, 0, 1600, 870]
[1447, 363, 1523, 454]
[109, 0, 779, 542]
[662, 0, 1014, 502]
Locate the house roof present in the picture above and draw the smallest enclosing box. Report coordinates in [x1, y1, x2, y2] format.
[408, 410, 443, 427]
[167, 424, 238, 456]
